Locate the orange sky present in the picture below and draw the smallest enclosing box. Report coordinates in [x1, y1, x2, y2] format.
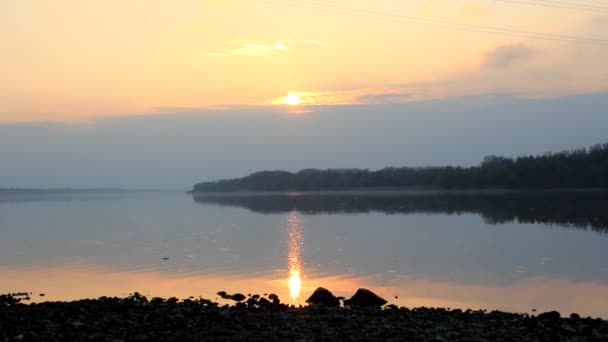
[1, 0, 607, 122]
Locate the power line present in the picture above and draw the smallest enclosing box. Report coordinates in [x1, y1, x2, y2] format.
[497, 0, 608, 13]
[531, 0, 608, 7]
[257, 0, 608, 45]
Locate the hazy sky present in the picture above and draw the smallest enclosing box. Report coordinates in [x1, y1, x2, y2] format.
[1, 1, 607, 188]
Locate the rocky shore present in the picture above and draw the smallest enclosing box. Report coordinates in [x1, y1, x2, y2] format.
[2, 288, 608, 342]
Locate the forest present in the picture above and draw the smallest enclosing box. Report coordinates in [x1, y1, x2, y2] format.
[192, 142, 608, 192]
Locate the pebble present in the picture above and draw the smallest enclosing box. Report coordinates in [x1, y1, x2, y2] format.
[0, 290, 606, 342]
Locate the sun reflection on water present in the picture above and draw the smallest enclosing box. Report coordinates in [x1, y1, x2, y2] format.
[287, 212, 303, 300]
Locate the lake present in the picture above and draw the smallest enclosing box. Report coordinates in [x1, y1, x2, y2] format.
[1, 190, 608, 317]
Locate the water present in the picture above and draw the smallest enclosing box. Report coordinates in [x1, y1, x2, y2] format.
[1, 190, 608, 317]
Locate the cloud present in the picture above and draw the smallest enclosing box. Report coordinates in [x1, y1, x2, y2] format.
[266, 87, 413, 106]
[202, 38, 326, 57]
[483, 43, 534, 68]
[230, 43, 278, 56]
[262, 36, 605, 108]
[590, 16, 608, 28]
[357, 92, 412, 104]
[202, 52, 229, 57]
[254, 31, 607, 108]
[277, 39, 327, 46]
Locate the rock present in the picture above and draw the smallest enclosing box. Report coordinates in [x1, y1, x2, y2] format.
[231, 293, 246, 302]
[246, 298, 258, 307]
[1, 290, 607, 341]
[151, 297, 164, 305]
[305, 287, 339, 307]
[70, 320, 84, 328]
[219, 309, 231, 319]
[268, 293, 280, 304]
[538, 311, 561, 320]
[561, 323, 577, 334]
[347, 289, 387, 307]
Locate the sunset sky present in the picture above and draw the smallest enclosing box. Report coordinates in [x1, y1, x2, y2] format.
[1, 0, 608, 188]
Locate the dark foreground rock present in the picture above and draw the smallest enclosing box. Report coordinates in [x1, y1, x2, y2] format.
[2, 293, 608, 342]
[305, 287, 339, 307]
[344, 288, 387, 307]
[216, 291, 246, 302]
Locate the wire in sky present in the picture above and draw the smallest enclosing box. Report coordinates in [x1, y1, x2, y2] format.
[256, 0, 608, 45]
[497, 0, 608, 13]
[530, 0, 608, 9]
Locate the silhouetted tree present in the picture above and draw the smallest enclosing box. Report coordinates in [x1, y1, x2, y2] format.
[191, 142, 608, 192]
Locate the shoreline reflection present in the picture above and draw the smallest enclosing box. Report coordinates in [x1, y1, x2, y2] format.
[193, 191, 608, 233]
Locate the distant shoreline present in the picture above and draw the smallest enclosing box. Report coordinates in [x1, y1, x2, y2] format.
[191, 142, 608, 193]
[189, 187, 608, 196]
[0, 188, 124, 194]
[0, 189, 179, 194]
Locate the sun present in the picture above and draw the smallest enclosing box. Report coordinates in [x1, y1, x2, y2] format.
[285, 93, 300, 106]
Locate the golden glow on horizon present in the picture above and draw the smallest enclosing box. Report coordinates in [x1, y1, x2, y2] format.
[2, 264, 608, 317]
[287, 212, 303, 300]
[286, 93, 301, 106]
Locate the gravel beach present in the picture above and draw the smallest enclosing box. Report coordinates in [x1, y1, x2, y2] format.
[2, 290, 608, 342]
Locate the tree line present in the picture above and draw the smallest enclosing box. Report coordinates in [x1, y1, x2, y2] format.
[192, 142, 608, 192]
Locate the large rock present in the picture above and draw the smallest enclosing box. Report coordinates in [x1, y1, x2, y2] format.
[346, 289, 387, 307]
[231, 293, 246, 302]
[538, 311, 561, 320]
[305, 287, 340, 307]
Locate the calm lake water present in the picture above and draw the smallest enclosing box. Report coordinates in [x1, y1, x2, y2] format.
[1, 190, 608, 317]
